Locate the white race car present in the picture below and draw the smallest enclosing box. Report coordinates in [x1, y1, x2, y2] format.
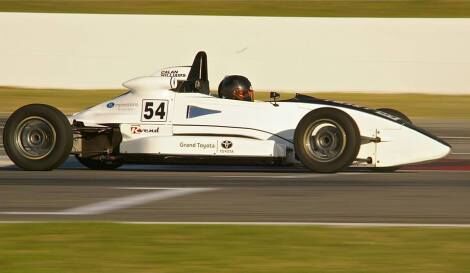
[3, 52, 451, 172]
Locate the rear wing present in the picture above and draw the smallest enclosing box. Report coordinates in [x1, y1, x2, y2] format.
[160, 51, 209, 94]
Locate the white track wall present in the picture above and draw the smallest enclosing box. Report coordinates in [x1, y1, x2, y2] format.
[1, 12, 470, 93]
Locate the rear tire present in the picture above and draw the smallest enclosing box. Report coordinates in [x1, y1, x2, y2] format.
[3, 104, 72, 171]
[294, 108, 361, 173]
[76, 155, 122, 170]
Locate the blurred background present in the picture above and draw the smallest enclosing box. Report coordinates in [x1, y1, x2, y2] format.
[1, 1, 470, 273]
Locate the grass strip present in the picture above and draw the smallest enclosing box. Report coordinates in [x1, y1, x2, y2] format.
[2, 0, 470, 18]
[255, 92, 470, 119]
[2, 86, 469, 119]
[1, 223, 470, 273]
[0, 87, 123, 115]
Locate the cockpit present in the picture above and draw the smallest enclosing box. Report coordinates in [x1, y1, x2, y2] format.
[169, 51, 253, 102]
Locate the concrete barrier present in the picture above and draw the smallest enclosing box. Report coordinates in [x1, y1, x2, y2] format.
[1, 12, 470, 93]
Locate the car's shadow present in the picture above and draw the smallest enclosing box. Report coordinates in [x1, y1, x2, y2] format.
[0, 163, 405, 174]
[0, 155, 418, 173]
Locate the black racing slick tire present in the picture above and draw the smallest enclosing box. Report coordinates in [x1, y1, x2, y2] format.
[294, 108, 361, 173]
[373, 108, 412, 172]
[76, 155, 122, 170]
[3, 104, 73, 171]
[377, 108, 412, 124]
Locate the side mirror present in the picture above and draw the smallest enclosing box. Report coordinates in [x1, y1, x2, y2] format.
[270, 91, 280, 107]
[270, 92, 280, 100]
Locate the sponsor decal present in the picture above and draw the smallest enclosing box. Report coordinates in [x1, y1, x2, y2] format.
[108, 102, 138, 111]
[161, 69, 187, 89]
[179, 142, 216, 150]
[130, 125, 160, 135]
[131, 126, 142, 134]
[117, 103, 138, 110]
[318, 98, 373, 111]
[220, 140, 234, 154]
[161, 69, 187, 78]
[221, 140, 233, 149]
[375, 111, 402, 121]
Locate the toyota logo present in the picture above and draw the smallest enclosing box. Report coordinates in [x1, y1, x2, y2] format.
[221, 140, 233, 149]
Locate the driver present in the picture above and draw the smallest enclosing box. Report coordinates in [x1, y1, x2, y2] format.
[218, 75, 254, 102]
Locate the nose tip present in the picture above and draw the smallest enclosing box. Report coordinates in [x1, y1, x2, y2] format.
[443, 144, 452, 157]
[435, 142, 452, 159]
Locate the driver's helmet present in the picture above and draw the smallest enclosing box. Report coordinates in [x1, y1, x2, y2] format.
[218, 75, 254, 102]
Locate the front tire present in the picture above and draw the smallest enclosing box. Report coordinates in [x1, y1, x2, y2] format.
[3, 104, 72, 171]
[294, 108, 361, 173]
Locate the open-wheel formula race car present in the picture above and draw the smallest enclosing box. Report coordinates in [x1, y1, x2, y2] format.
[3, 51, 451, 172]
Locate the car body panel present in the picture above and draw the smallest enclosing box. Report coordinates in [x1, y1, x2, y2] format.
[70, 86, 450, 167]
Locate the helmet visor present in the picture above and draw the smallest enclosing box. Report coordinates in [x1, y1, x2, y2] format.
[233, 87, 254, 101]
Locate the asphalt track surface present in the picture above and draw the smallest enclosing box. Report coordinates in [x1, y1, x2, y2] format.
[0, 118, 469, 225]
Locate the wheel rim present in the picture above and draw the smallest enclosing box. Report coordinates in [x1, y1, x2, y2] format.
[14, 116, 57, 160]
[303, 118, 347, 163]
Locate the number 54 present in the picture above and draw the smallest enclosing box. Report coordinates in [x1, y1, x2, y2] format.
[141, 100, 168, 121]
